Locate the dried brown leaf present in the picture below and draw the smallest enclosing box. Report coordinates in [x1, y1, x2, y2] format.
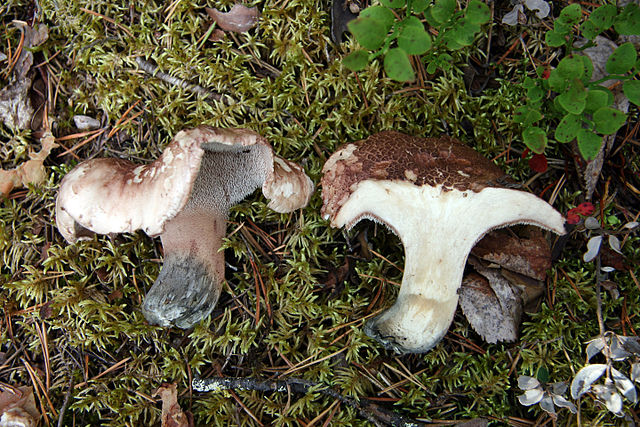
[459, 262, 522, 344]
[470, 228, 551, 280]
[0, 386, 39, 427]
[206, 4, 259, 33]
[154, 383, 193, 427]
[0, 131, 58, 196]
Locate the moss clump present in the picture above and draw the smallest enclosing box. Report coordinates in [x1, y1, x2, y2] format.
[1, 0, 639, 425]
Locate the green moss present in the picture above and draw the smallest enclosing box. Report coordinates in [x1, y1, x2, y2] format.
[1, 0, 639, 425]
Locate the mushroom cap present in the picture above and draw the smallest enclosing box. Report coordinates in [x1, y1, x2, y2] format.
[56, 126, 313, 243]
[321, 131, 510, 225]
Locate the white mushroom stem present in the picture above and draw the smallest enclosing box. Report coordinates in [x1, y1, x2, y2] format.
[331, 180, 566, 354]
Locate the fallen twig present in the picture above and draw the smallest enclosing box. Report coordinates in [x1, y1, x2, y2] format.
[134, 57, 234, 104]
[192, 376, 424, 427]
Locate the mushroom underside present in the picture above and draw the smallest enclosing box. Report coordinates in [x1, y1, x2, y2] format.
[332, 179, 566, 354]
[136, 143, 272, 328]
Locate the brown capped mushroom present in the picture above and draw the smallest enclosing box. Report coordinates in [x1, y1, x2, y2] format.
[56, 126, 313, 328]
[321, 131, 566, 354]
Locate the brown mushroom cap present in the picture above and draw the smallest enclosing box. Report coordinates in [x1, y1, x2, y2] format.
[322, 131, 512, 224]
[56, 126, 313, 328]
[321, 131, 566, 354]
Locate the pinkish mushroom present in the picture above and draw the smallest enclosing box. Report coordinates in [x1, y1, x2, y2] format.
[56, 126, 313, 328]
[321, 131, 566, 354]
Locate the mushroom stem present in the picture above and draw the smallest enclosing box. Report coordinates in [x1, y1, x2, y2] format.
[142, 208, 227, 328]
[334, 180, 566, 354]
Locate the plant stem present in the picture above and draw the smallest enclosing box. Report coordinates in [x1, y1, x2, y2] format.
[595, 247, 605, 336]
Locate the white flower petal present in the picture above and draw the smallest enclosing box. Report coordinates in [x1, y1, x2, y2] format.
[518, 375, 540, 391]
[571, 364, 607, 399]
[518, 388, 544, 406]
[583, 236, 602, 262]
[502, 4, 524, 26]
[539, 394, 556, 415]
[552, 394, 577, 414]
[612, 367, 637, 403]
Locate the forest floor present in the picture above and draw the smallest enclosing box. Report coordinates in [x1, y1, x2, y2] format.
[1, 0, 639, 426]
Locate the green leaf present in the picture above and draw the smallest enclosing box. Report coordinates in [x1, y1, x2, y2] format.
[557, 56, 585, 80]
[585, 88, 611, 113]
[580, 4, 616, 39]
[523, 77, 537, 90]
[606, 42, 637, 75]
[411, 0, 429, 13]
[555, 114, 581, 143]
[580, 20, 600, 41]
[577, 129, 603, 161]
[343, 50, 369, 71]
[514, 106, 542, 127]
[360, 6, 395, 27]
[623, 80, 640, 106]
[431, 0, 456, 24]
[400, 16, 424, 29]
[426, 61, 438, 74]
[523, 127, 548, 154]
[593, 107, 627, 134]
[348, 17, 390, 50]
[545, 30, 566, 48]
[384, 48, 415, 82]
[451, 19, 480, 46]
[557, 79, 587, 114]
[579, 55, 593, 84]
[527, 86, 544, 103]
[398, 25, 431, 55]
[442, 30, 465, 49]
[548, 69, 568, 92]
[380, 0, 406, 8]
[465, 0, 490, 24]
[614, 3, 640, 35]
[558, 4, 582, 26]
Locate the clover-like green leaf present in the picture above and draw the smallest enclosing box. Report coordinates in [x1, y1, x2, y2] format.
[399, 15, 424, 29]
[606, 42, 637, 75]
[558, 3, 582, 26]
[593, 107, 627, 135]
[577, 129, 603, 161]
[360, 5, 395, 26]
[384, 47, 415, 82]
[343, 49, 369, 71]
[523, 127, 548, 154]
[557, 79, 587, 115]
[557, 56, 585, 80]
[411, 0, 429, 13]
[514, 106, 542, 127]
[349, 15, 391, 50]
[585, 88, 611, 113]
[398, 25, 431, 55]
[380, 0, 406, 8]
[548, 69, 569, 92]
[578, 55, 594, 84]
[545, 30, 566, 48]
[555, 113, 581, 143]
[614, 3, 640, 35]
[431, 0, 456, 24]
[451, 19, 481, 46]
[580, 4, 616, 39]
[465, 0, 490, 24]
[623, 80, 640, 106]
[527, 85, 544, 103]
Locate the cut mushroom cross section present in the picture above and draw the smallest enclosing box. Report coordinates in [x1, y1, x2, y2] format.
[56, 126, 313, 329]
[321, 131, 566, 354]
